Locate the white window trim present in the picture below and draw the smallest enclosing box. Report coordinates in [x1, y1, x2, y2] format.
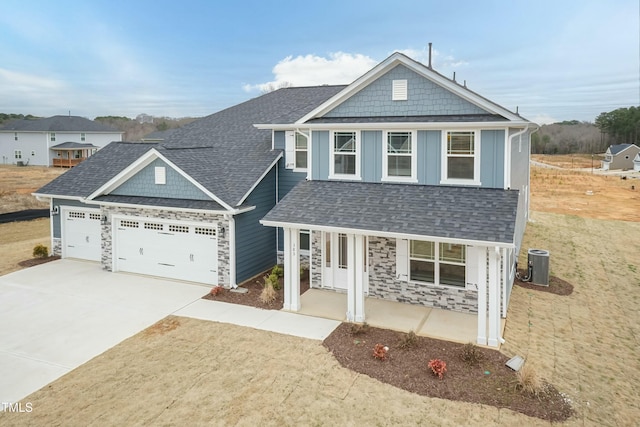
[329, 130, 361, 180]
[382, 130, 418, 183]
[50, 132, 56, 142]
[440, 130, 481, 186]
[154, 166, 166, 185]
[14, 150, 22, 159]
[299, 229, 310, 256]
[406, 240, 467, 289]
[293, 131, 309, 172]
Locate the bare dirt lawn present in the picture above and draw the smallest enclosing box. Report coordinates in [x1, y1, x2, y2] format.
[0, 165, 64, 214]
[1, 157, 639, 425]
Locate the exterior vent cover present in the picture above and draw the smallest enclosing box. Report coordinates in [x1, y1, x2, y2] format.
[392, 79, 408, 101]
[528, 249, 550, 286]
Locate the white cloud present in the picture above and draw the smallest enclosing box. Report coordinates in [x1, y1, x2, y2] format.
[530, 113, 557, 125]
[0, 68, 64, 91]
[243, 52, 378, 92]
[395, 48, 469, 69]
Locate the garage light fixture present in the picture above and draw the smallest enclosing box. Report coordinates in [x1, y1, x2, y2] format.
[220, 226, 225, 238]
[51, 206, 59, 215]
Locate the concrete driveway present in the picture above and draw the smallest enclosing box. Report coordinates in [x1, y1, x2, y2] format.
[0, 259, 210, 404]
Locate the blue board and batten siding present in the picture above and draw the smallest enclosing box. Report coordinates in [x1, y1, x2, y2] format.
[311, 129, 504, 188]
[480, 130, 505, 189]
[235, 166, 278, 283]
[325, 65, 486, 117]
[274, 131, 307, 251]
[111, 158, 210, 200]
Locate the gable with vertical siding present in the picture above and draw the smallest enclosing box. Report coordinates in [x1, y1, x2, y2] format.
[324, 65, 488, 118]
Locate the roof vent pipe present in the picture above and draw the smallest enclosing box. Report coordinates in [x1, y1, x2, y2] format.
[453, 71, 456, 82]
[428, 42, 432, 69]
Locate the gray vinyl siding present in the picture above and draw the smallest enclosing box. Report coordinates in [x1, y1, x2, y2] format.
[361, 131, 382, 182]
[510, 129, 530, 252]
[111, 158, 210, 200]
[52, 198, 97, 238]
[324, 65, 487, 117]
[417, 130, 441, 185]
[235, 166, 277, 283]
[311, 130, 330, 180]
[480, 130, 505, 189]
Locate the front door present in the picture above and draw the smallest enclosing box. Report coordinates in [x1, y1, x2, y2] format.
[322, 232, 368, 292]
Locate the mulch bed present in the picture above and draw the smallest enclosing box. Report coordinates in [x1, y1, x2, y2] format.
[202, 270, 310, 310]
[18, 255, 60, 268]
[323, 323, 574, 422]
[515, 269, 574, 295]
[201, 268, 573, 422]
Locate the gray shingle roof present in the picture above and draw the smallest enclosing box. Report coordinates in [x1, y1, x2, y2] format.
[35, 86, 345, 206]
[608, 143, 637, 155]
[1, 115, 121, 133]
[51, 142, 98, 150]
[262, 180, 520, 244]
[35, 142, 156, 197]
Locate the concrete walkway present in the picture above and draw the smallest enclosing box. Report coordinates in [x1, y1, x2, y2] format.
[0, 260, 339, 404]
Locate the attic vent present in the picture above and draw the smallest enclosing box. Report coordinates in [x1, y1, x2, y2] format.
[392, 79, 408, 101]
[155, 166, 166, 185]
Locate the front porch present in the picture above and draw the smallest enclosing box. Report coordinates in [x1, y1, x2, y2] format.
[297, 288, 506, 347]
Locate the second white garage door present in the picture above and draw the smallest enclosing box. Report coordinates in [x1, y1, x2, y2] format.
[114, 217, 218, 285]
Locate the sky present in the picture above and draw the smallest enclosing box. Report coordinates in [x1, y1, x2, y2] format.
[0, 0, 638, 124]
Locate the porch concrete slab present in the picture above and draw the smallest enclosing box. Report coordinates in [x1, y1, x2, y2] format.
[299, 289, 347, 321]
[365, 297, 432, 333]
[418, 309, 477, 344]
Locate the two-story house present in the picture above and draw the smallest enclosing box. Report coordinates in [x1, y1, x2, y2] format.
[0, 115, 123, 167]
[34, 53, 535, 347]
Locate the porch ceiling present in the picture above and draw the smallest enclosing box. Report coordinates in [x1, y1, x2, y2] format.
[262, 180, 519, 244]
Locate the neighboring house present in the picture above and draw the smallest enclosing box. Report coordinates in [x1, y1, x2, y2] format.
[601, 143, 640, 170]
[34, 53, 535, 348]
[634, 152, 640, 172]
[0, 115, 123, 166]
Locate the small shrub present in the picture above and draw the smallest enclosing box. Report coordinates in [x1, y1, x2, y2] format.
[268, 272, 280, 290]
[260, 279, 277, 304]
[271, 265, 284, 278]
[349, 322, 369, 336]
[209, 285, 223, 296]
[428, 358, 447, 379]
[372, 343, 388, 360]
[517, 362, 543, 395]
[398, 330, 418, 349]
[459, 342, 484, 366]
[32, 244, 48, 258]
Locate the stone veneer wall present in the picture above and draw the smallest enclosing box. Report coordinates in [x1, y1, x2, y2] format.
[310, 231, 323, 287]
[368, 236, 479, 314]
[52, 237, 62, 256]
[101, 206, 230, 286]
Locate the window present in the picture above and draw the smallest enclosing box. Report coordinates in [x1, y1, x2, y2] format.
[442, 131, 479, 184]
[81, 133, 86, 142]
[300, 230, 310, 252]
[384, 131, 416, 181]
[14, 132, 18, 141]
[331, 131, 359, 178]
[295, 133, 307, 169]
[409, 240, 466, 287]
[338, 233, 348, 268]
[14, 150, 22, 159]
[50, 132, 56, 142]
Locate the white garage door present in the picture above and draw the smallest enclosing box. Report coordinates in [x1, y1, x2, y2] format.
[114, 218, 218, 285]
[63, 209, 102, 261]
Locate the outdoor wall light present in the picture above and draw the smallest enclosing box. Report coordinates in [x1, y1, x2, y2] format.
[51, 206, 59, 215]
[101, 214, 108, 224]
[220, 226, 225, 238]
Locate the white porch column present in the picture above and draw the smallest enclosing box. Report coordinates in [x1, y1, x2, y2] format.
[283, 227, 300, 311]
[346, 233, 356, 321]
[476, 247, 488, 346]
[487, 247, 501, 347]
[354, 234, 365, 322]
